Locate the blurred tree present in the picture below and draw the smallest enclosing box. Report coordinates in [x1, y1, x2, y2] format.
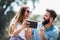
[57, 15, 60, 21]
[21, 0, 27, 4]
[31, 0, 39, 9]
[0, 0, 15, 40]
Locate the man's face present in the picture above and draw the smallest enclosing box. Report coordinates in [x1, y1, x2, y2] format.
[42, 11, 51, 25]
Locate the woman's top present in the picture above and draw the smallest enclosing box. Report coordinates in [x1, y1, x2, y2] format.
[10, 18, 27, 40]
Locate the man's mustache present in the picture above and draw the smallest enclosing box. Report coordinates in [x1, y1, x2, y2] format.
[42, 18, 50, 26]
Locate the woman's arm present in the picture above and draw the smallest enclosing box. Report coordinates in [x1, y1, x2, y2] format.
[12, 25, 25, 36]
[9, 22, 17, 36]
[25, 28, 32, 40]
[39, 29, 46, 40]
[9, 14, 20, 36]
[12, 20, 28, 36]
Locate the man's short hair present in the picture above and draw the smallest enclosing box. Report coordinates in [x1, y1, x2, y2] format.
[46, 9, 57, 20]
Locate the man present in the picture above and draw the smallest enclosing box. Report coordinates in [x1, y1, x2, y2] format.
[32, 9, 59, 40]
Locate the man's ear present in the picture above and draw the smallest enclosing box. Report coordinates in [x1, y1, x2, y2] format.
[50, 17, 53, 22]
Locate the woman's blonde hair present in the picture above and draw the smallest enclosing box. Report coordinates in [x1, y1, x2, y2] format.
[9, 6, 29, 36]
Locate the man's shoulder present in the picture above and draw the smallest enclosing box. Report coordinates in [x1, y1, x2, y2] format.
[46, 25, 59, 38]
[53, 25, 59, 31]
[51, 25, 59, 36]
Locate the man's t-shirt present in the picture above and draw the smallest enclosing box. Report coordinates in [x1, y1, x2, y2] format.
[32, 22, 59, 40]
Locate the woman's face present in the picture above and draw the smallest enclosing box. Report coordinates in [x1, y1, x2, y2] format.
[24, 8, 31, 19]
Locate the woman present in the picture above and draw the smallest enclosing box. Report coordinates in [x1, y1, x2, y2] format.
[9, 6, 32, 40]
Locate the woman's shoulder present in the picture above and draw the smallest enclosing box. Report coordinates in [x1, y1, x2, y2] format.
[9, 18, 16, 27]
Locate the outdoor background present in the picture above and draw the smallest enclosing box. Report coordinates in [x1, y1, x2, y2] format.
[0, 0, 60, 40]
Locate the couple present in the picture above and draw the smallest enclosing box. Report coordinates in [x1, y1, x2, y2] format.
[9, 6, 59, 40]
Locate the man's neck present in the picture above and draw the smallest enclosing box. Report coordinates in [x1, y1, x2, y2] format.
[44, 23, 52, 29]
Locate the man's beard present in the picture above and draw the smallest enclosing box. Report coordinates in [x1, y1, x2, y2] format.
[42, 18, 50, 26]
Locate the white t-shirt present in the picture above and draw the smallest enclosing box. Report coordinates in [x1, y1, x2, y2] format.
[16, 22, 27, 40]
[10, 18, 27, 40]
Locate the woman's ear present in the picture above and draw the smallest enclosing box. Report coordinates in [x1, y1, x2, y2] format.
[50, 17, 53, 22]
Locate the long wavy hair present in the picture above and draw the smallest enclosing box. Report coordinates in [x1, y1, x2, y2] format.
[9, 6, 29, 36]
[15, 6, 29, 23]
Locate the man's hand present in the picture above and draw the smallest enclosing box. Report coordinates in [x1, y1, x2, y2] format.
[25, 28, 32, 40]
[39, 29, 46, 40]
[39, 29, 44, 37]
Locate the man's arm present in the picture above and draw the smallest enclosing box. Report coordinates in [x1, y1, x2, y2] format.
[40, 35, 46, 40]
[39, 29, 59, 40]
[25, 28, 32, 40]
[39, 29, 46, 40]
[49, 31, 59, 40]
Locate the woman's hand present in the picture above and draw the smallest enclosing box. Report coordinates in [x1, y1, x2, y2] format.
[22, 20, 30, 29]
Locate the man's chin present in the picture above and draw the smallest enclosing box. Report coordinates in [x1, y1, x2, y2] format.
[42, 20, 48, 26]
[42, 21, 45, 26]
